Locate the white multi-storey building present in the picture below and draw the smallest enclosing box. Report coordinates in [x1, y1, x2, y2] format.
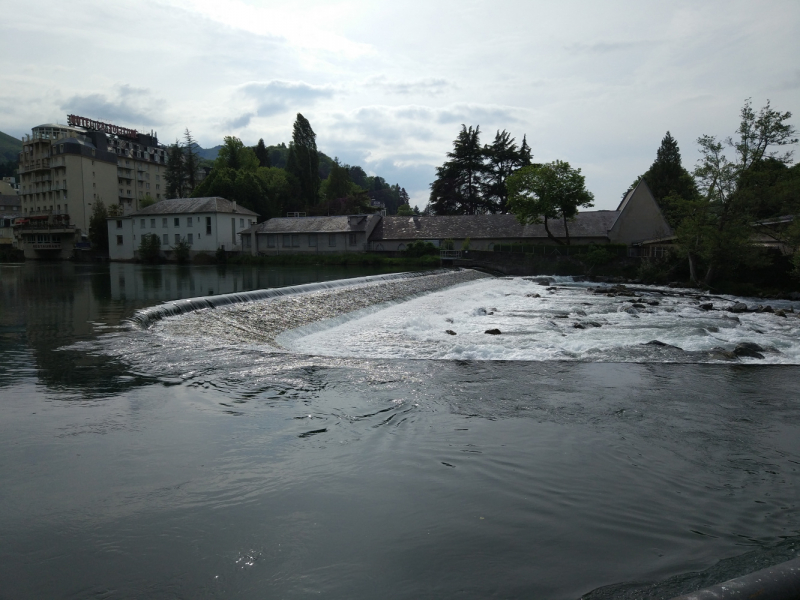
[108, 197, 258, 261]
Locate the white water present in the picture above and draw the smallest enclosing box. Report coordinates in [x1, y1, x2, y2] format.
[283, 277, 800, 363]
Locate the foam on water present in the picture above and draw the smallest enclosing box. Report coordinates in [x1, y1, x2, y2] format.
[282, 277, 800, 363]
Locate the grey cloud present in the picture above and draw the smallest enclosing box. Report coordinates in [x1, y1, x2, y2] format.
[369, 77, 453, 96]
[240, 80, 334, 117]
[60, 85, 165, 127]
[223, 113, 255, 130]
[435, 104, 522, 126]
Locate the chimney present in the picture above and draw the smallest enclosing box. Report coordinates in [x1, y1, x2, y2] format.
[232, 200, 237, 212]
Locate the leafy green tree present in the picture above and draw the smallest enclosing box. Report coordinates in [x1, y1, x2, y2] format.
[215, 136, 259, 172]
[684, 99, 797, 285]
[172, 237, 190, 264]
[165, 141, 185, 198]
[183, 129, 200, 192]
[507, 160, 595, 245]
[140, 193, 156, 208]
[286, 113, 320, 208]
[88, 198, 109, 253]
[396, 204, 414, 216]
[429, 125, 486, 215]
[254, 138, 271, 168]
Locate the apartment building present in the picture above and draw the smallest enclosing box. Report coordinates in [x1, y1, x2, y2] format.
[17, 116, 169, 237]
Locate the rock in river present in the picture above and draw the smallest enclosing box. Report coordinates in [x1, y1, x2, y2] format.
[728, 302, 748, 313]
[484, 329, 502, 335]
[733, 342, 765, 359]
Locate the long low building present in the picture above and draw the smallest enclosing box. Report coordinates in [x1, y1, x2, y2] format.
[240, 213, 381, 254]
[108, 197, 258, 260]
[241, 180, 671, 254]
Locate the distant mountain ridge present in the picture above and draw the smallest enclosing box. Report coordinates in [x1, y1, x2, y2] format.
[0, 130, 22, 164]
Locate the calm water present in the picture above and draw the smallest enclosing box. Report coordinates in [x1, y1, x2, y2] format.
[1, 262, 798, 599]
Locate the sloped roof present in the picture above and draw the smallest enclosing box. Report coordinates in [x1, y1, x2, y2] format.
[371, 212, 620, 241]
[243, 215, 373, 234]
[129, 197, 258, 217]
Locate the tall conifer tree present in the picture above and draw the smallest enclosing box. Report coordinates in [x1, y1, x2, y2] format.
[286, 113, 320, 208]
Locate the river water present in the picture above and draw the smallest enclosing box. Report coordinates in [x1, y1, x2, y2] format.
[1, 262, 799, 599]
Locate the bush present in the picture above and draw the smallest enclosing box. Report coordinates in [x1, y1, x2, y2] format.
[404, 241, 439, 257]
[581, 244, 615, 268]
[138, 233, 161, 263]
[215, 246, 227, 263]
[173, 238, 191, 264]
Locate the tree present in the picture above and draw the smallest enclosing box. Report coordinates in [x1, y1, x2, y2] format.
[483, 129, 525, 213]
[88, 198, 109, 253]
[138, 232, 161, 263]
[518, 135, 533, 167]
[215, 136, 259, 172]
[507, 160, 595, 245]
[183, 129, 200, 192]
[254, 138, 271, 168]
[638, 132, 698, 226]
[165, 141, 185, 198]
[429, 125, 486, 215]
[396, 204, 414, 216]
[325, 161, 353, 202]
[682, 99, 797, 285]
[285, 113, 320, 208]
[140, 193, 156, 208]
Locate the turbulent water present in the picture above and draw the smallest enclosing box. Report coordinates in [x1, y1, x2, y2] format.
[2, 264, 799, 600]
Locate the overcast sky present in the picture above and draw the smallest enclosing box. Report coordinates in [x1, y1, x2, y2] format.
[2, 0, 799, 209]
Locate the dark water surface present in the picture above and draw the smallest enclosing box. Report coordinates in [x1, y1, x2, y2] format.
[1, 263, 798, 599]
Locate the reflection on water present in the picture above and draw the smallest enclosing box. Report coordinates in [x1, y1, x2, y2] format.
[0, 262, 404, 394]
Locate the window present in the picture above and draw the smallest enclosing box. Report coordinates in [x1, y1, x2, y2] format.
[150, 218, 156, 228]
[162, 218, 167, 228]
[292, 234, 299, 247]
[187, 233, 193, 245]
[175, 234, 180, 245]
[116, 235, 123, 246]
[174, 217, 179, 227]
[328, 234, 336, 247]
[308, 233, 317, 247]
[349, 233, 357, 246]
[116, 220, 122, 229]
[187, 217, 193, 227]
[163, 234, 168, 245]
[267, 234, 276, 248]
[206, 217, 211, 235]
[140, 219, 146, 228]
[282, 234, 291, 248]
[240, 218, 244, 227]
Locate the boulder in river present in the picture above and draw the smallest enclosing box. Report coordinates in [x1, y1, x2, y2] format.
[708, 347, 738, 361]
[484, 328, 502, 335]
[632, 303, 647, 309]
[643, 340, 683, 351]
[728, 302, 748, 313]
[526, 293, 541, 298]
[445, 330, 457, 336]
[699, 303, 713, 311]
[775, 309, 787, 318]
[733, 342, 765, 359]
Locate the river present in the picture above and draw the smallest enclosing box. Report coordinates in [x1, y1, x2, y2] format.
[1, 262, 798, 599]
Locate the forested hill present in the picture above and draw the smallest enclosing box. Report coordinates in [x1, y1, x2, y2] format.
[0, 130, 22, 164]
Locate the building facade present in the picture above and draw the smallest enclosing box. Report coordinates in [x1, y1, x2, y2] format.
[108, 197, 258, 261]
[17, 117, 169, 238]
[240, 214, 382, 255]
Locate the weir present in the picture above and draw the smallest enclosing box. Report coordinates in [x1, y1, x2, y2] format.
[130, 270, 454, 329]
